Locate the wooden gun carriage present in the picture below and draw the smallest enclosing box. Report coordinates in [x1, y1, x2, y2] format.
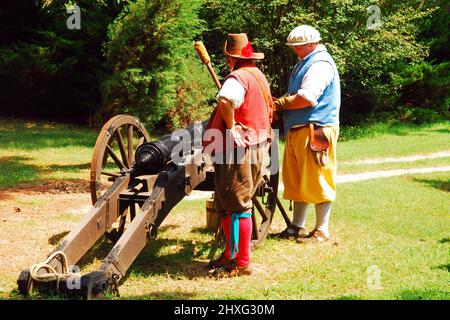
[17, 114, 291, 299]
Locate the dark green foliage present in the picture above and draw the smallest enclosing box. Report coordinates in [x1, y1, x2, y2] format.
[0, 0, 125, 123]
[393, 61, 450, 124]
[421, 0, 450, 62]
[0, 0, 448, 127]
[200, 0, 442, 124]
[100, 0, 216, 129]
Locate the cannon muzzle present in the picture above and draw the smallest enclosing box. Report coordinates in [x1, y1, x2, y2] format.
[132, 122, 207, 175]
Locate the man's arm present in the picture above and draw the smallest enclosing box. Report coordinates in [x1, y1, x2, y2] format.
[274, 61, 334, 111]
[218, 96, 250, 147]
[218, 97, 235, 129]
[284, 94, 311, 110]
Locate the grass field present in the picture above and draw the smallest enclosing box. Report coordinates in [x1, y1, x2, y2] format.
[0, 118, 449, 300]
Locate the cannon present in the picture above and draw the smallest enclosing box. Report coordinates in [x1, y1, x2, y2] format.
[17, 114, 291, 299]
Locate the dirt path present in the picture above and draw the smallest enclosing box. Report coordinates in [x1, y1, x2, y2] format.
[0, 190, 91, 297]
[336, 166, 450, 183]
[341, 150, 450, 165]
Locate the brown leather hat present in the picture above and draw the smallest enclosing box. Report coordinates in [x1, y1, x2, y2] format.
[223, 33, 264, 60]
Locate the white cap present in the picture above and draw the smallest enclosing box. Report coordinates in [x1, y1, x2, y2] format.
[286, 25, 321, 46]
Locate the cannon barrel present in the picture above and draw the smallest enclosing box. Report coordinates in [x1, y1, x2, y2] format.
[133, 121, 207, 175]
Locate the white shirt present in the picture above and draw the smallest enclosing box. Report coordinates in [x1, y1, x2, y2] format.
[216, 44, 334, 108]
[216, 77, 246, 109]
[296, 44, 334, 107]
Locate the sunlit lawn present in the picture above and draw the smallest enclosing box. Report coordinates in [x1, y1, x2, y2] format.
[107, 170, 448, 300]
[0, 118, 97, 188]
[1, 118, 449, 300]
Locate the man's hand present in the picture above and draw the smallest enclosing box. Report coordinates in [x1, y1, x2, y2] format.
[273, 94, 311, 111]
[273, 96, 291, 111]
[218, 97, 254, 147]
[230, 124, 253, 148]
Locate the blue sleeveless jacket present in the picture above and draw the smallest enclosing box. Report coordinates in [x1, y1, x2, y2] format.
[283, 46, 341, 133]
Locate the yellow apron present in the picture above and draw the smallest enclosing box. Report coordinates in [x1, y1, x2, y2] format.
[282, 125, 339, 203]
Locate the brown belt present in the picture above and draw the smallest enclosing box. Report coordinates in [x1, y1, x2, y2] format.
[289, 124, 308, 132]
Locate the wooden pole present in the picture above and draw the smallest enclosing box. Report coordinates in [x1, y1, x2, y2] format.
[194, 41, 222, 89]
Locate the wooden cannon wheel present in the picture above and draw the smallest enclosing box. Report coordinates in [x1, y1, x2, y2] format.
[90, 115, 150, 242]
[90, 115, 150, 204]
[250, 142, 279, 249]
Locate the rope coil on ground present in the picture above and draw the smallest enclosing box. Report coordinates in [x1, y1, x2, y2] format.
[29, 251, 71, 291]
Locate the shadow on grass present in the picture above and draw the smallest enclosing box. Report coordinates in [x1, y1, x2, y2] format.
[123, 237, 222, 282]
[439, 237, 450, 244]
[400, 289, 450, 300]
[0, 121, 96, 150]
[0, 156, 91, 190]
[191, 226, 215, 235]
[0, 156, 39, 187]
[76, 236, 116, 269]
[432, 263, 450, 272]
[158, 224, 180, 233]
[433, 238, 450, 273]
[413, 178, 450, 193]
[48, 231, 70, 245]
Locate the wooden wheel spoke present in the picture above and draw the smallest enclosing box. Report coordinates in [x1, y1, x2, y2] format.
[90, 115, 150, 205]
[138, 136, 145, 146]
[106, 144, 126, 170]
[128, 125, 135, 164]
[115, 128, 131, 168]
[251, 214, 259, 240]
[101, 171, 121, 178]
[253, 197, 268, 221]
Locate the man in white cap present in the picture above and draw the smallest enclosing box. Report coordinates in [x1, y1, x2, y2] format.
[273, 25, 341, 243]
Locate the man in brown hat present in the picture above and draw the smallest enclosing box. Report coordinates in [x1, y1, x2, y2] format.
[205, 33, 273, 276]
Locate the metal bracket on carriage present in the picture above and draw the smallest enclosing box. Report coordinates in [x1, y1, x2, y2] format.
[181, 148, 207, 196]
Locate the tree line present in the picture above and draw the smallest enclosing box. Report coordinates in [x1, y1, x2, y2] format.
[0, 0, 448, 129]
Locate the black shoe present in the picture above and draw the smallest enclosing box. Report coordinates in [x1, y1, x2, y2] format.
[210, 264, 253, 278]
[296, 229, 329, 244]
[208, 253, 236, 269]
[273, 225, 308, 239]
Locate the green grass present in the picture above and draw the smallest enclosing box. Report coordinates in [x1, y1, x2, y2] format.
[0, 118, 97, 188]
[337, 122, 450, 161]
[0, 118, 449, 300]
[275, 122, 450, 166]
[113, 171, 449, 300]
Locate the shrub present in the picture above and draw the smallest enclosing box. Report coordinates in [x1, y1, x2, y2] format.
[100, 0, 216, 130]
[200, 0, 436, 124]
[393, 61, 450, 122]
[0, 0, 125, 123]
